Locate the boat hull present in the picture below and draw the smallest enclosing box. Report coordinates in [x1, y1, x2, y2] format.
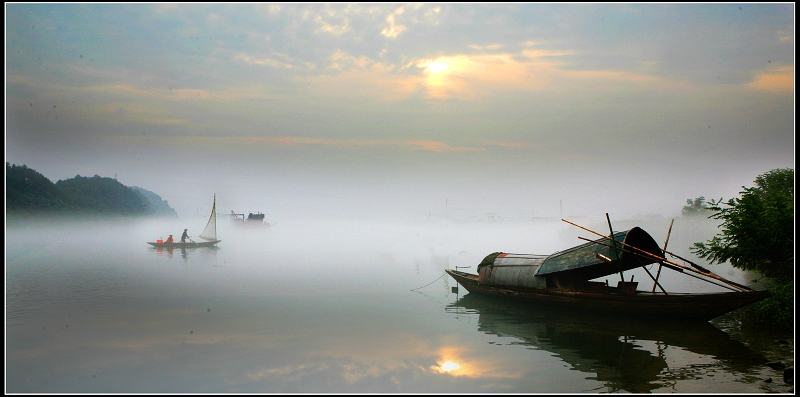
[147, 240, 220, 248]
[446, 269, 770, 321]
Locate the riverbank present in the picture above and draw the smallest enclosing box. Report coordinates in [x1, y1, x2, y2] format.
[712, 310, 794, 392]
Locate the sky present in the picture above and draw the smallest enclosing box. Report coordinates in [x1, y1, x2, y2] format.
[5, 3, 795, 220]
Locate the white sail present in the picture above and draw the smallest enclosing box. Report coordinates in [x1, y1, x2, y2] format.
[199, 195, 217, 241]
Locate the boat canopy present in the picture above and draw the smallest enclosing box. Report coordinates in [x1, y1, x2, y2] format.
[477, 252, 548, 273]
[536, 227, 664, 280]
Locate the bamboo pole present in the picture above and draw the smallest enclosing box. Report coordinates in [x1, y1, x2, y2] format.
[663, 249, 712, 273]
[637, 258, 665, 294]
[605, 213, 625, 284]
[663, 218, 675, 251]
[563, 218, 752, 292]
[568, 218, 749, 291]
[572, 218, 752, 292]
[579, 236, 740, 292]
[652, 219, 674, 293]
[605, 213, 621, 259]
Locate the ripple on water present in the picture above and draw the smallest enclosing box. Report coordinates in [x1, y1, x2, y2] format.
[6, 260, 129, 326]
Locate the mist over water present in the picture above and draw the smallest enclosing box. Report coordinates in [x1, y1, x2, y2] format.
[6, 214, 792, 393]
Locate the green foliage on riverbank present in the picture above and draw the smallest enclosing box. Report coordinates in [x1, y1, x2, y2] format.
[691, 168, 793, 280]
[746, 279, 793, 331]
[6, 163, 177, 218]
[689, 168, 794, 331]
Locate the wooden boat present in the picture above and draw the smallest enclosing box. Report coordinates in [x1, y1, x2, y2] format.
[147, 240, 220, 248]
[148, 195, 221, 248]
[446, 218, 770, 321]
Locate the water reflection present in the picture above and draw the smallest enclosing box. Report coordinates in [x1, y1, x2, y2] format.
[6, 218, 788, 393]
[447, 293, 767, 393]
[151, 245, 218, 263]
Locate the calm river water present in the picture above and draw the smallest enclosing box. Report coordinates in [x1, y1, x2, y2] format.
[5, 214, 794, 393]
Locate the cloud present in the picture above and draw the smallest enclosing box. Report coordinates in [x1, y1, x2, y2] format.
[301, 43, 668, 102]
[777, 29, 793, 43]
[316, 19, 350, 36]
[415, 53, 552, 99]
[745, 65, 794, 93]
[378, 4, 439, 38]
[234, 52, 317, 70]
[381, 6, 409, 38]
[328, 49, 374, 71]
[99, 135, 489, 154]
[6, 5, 793, 155]
[404, 140, 484, 153]
[245, 136, 485, 153]
[486, 141, 536, 149]
[303, 56, 422, 101]
[313, 5, 353, 36]
[95, 104, 190, 127]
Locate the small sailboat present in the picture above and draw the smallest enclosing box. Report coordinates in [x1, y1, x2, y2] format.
[148, 195, 221, 248]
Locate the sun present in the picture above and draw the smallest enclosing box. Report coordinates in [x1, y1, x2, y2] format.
[427, 61, 449, 73]
[440, 361, 461, 372]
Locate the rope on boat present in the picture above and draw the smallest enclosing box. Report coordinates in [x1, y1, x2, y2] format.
[410, 271, 447, 291]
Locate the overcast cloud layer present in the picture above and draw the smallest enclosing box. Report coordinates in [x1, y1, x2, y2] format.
[5, 3, 795, 219]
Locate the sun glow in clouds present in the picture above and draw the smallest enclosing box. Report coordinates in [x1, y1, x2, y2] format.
[440, 361, 461, 372]
[417, 57, 461, 97]
[426, 61, 449, 73]
[431, 359, 464, 375]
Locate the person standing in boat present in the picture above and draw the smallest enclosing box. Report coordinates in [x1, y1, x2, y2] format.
[181, 229, 190, 243]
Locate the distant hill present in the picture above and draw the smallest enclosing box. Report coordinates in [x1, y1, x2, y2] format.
[130, 186, 178, 217]
[5, 163, 178, 218]
[5, 163, 70, 212]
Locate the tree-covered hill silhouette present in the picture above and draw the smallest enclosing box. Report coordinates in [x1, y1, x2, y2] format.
[6, 163, 177, 217]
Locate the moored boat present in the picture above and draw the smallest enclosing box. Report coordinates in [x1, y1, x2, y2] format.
[446, 219, 770, 321]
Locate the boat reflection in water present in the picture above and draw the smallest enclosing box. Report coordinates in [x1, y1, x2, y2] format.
[154, 245, 218, 262]
[155, 246, 189, 259]
[446, 293, 767, 393]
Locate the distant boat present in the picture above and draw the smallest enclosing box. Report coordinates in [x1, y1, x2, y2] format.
[230, 210, 269, 226]
[446, 219, 770, 321]
[246, 212, 265, 222]
[148, 195, 221, 248]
